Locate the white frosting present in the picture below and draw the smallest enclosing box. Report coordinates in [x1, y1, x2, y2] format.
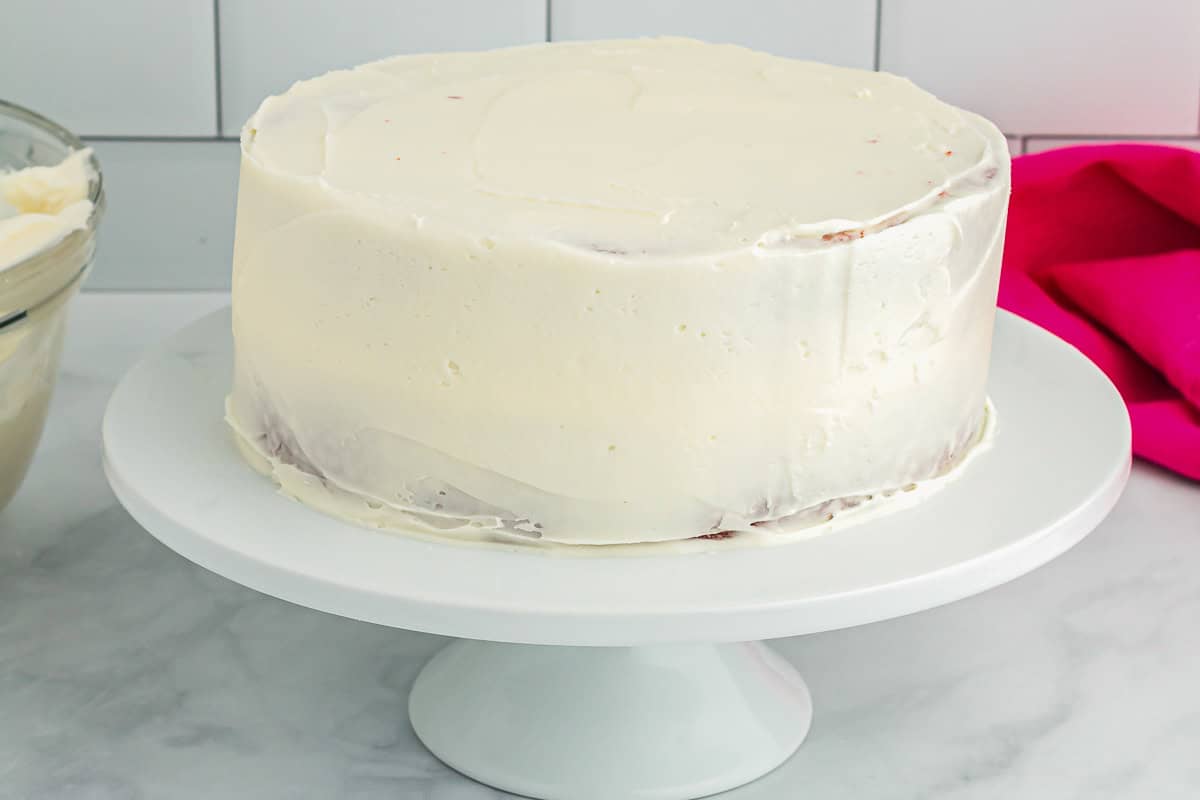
[0, 148, 94, 509]
[0, 149, 94, 273]
[228, 38, 1010, 545]
[228, 399, 996, 556]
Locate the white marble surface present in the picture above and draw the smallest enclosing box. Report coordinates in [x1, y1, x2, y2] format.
[2, 292, 1199, 799]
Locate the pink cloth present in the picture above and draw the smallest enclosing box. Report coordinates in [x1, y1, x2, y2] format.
[1000, 144, 1200, 480]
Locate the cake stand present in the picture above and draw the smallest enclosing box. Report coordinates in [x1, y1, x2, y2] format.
[103, 309, 1129, 800]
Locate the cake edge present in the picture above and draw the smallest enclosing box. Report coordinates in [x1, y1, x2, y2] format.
[223, 397, 997, 556]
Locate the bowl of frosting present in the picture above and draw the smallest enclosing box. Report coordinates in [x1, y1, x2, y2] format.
[0, 99, 103, 511]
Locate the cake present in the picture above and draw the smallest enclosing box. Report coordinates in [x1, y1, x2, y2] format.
[227, 38, 1010, 546]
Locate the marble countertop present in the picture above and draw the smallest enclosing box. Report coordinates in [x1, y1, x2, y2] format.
[3, 292, 1198, 799]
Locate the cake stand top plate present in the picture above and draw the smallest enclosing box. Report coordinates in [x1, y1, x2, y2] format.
[103, 309, 1129, 646]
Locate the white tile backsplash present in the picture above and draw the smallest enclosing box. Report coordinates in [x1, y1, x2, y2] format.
[551, 0, 876, 69]
[4, 0, 1184, 289]
[879, 0, 1200, 136]
[218, 0, 547, 136]
[1024, 138, 1200, 154]
[85, 141, 240, 290]
[0, 1, 216, 137]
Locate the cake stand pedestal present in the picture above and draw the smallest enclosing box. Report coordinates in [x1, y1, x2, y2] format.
[103, 310, 1129, 800]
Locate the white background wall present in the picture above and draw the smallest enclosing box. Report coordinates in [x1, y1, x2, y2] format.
[2, 0, 1197, 289]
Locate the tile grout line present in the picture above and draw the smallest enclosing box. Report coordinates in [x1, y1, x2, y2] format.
[73, 131, 1200, 148]
[873, 0, 882, 71]
[81, 135, 240, 143]
[1022, 133, 1200, 141]
[213, 0, 224, 136]
[81, 291, 231, 297]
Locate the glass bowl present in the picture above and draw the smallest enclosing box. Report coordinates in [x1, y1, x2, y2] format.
[0, 100, 104, 511]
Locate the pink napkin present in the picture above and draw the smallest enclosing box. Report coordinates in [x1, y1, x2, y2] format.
[999, 144, 1200, 480]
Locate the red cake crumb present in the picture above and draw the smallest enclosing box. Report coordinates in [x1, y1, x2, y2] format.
[821, 230, 866, 243]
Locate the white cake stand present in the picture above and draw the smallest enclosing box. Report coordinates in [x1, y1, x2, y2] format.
[103, 309, 1129, 800]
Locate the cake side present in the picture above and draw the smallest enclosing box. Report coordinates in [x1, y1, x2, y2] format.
[227, 38, 1011, 545]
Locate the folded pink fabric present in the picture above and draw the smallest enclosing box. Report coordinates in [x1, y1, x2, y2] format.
[999, 144, 1200, 479]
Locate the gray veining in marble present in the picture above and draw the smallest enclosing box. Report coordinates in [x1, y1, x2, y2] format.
[1, 293, 1198, 799]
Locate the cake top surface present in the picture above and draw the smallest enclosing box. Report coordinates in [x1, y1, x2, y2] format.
[244, 37, 1003, 255]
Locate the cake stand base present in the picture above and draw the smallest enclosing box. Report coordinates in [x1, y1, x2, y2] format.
[409, 640, 810, 800]
[104, 309, 1131, 799]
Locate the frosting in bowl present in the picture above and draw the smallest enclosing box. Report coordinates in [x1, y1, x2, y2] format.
[0, 148, 94, 272]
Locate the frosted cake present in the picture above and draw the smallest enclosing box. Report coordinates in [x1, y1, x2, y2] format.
[226, 38, 1010, 546]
